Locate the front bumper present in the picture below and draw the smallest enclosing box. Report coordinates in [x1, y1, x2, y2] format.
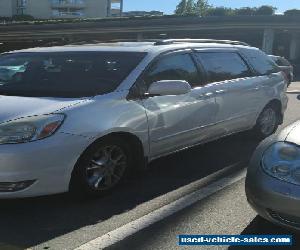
[0, 132, 91, 198]
[246, 137, 300, 231]
[246, 167, 300, 230]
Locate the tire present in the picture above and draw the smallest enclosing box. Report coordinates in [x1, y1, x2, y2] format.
[69, 136, 133, 198]
[253, 104, 280, 139]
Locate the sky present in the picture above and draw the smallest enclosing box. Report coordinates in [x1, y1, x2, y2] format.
[123, 0, 300, 14]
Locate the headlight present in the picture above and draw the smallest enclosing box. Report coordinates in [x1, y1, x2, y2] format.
[0, 114, 65, 144]
[262, 142, 300, 185]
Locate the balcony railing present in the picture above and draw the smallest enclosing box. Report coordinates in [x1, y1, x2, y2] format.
[51, 0, 86, 9]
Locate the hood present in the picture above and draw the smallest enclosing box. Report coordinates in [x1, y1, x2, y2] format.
[284, 120, 300, 145]
[0, 95, 88, 123]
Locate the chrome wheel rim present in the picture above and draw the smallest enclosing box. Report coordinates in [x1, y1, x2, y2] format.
[259, 108, 277, 136]
[86, 145, 127, 191]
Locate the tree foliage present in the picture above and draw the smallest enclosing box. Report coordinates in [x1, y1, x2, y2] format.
[234, 7, 256, 16]
[174, 1, 279, 17]
[207, 7, 234, 16]
[185, 0, 196, 15]
[195, 0, 211, 17]
[175, 0, 210, 16]
[175, 0, 187, 16]
[284, 9, 300, 16]
[255, 5, 277, 16]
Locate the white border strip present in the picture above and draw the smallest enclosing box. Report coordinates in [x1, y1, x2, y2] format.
[74, 168, 247, 250]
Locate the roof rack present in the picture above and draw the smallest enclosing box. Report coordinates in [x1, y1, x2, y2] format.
[154, 39, 250, 46]
[66, 39, 250, 47]
[67, 39, 162, 46]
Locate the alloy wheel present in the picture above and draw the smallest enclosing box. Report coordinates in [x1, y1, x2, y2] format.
[258, 108, 277, 136]
[85, 145, 127, 191]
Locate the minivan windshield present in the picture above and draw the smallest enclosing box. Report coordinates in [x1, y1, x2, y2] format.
[0, 51, 146, 98]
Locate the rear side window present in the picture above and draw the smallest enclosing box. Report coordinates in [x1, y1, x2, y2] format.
[277, 58, 291, 67]
[244, 49, 280, 75]
[143, 53, 203, 87]
[195, 52, 252, 83]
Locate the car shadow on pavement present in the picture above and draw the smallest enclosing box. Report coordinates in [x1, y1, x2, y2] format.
[228, 216, 300, 250]
[0, 132, 262, 249]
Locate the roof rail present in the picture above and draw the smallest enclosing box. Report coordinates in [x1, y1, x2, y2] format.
[67, 39, 161, 46]
[154, 39, 250, 46]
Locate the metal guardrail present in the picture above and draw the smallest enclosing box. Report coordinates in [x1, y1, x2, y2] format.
[0, 16, 299, 43]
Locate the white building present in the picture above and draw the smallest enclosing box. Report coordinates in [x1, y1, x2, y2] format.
[0, 0, 123, 19]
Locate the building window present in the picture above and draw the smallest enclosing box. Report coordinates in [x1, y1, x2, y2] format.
[17, 0, 27, 7]
[52, 9, 85, 17]
[16, 0, 27, 15]
[51, 0, 85, 4]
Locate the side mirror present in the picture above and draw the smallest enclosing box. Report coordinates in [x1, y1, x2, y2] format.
[147, 80, 191, 96]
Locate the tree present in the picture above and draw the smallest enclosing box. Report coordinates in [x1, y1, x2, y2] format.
[195, 0, 211, 17]
[207, 7, 234, 16]
[174, 1, 278, 17]
[234, 7, 256, 16]
[255, 5, 276, 15]
[284, 9, 300, 16]
[185, 0, 196, 15]
[175, 0, 187, 15]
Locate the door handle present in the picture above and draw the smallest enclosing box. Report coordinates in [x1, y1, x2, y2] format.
[197, 92, 214, 99]
[214, 89, 226, 94]
[250, 86, 260, 91]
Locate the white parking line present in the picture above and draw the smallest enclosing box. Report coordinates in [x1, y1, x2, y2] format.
[287, 90, 300, 93]
[74, 168, 247, 250]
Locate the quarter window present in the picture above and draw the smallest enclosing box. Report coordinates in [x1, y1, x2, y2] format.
[144, 53, 202, 87]
[244, 49, 280, 75]
[276, 57, 291, 67]
[195, 52, 252, 83]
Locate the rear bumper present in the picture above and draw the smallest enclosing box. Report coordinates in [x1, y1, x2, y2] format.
[0, 132, 90, 198]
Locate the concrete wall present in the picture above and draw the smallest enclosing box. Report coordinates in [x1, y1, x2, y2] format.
[25, 0, 52, 19]
[0, 0, 13, 17]
[290, 34, 300, 61]
[84, 0, 108, 19]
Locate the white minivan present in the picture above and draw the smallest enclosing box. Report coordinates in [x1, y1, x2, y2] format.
[0, 39, 288, 198]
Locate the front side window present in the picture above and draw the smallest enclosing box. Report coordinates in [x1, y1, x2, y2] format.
[195, 52, 252, 83]
[0, 52, 146, 98]
[144, 53, 202, 87]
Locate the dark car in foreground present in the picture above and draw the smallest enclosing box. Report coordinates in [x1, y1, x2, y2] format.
[246, 120, 300, 230]
[269, 55, 294, 86]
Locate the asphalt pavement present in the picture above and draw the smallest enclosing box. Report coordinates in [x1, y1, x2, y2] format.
[0, 82, 299, 250]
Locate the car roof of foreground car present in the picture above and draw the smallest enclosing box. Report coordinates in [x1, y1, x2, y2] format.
[5, 41, 257, 56]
